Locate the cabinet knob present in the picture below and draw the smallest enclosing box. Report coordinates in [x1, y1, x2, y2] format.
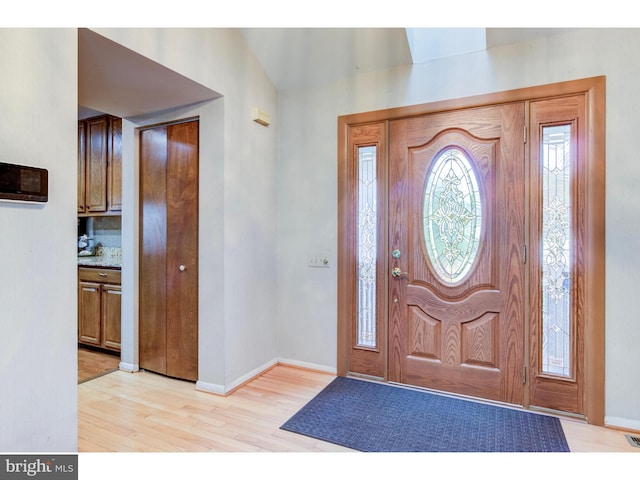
[179, 265, 186, 272]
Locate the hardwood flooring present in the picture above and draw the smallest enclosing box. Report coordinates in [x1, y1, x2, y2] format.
[78, 364, 350, 452]
[78, 347, 120, 384]
[78, 364, 639, 453]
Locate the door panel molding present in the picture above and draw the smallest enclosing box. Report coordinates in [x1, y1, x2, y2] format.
[338, 76, 605, 425]
[406, 286, 502, 323]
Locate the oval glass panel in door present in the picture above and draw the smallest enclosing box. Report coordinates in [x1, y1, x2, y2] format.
[423, 147, 482, 284]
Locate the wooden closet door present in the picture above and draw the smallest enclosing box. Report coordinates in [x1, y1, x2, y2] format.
[139, 120, 198, 381]
[140, 126, 169, 375]
[165, 121, 199, 381]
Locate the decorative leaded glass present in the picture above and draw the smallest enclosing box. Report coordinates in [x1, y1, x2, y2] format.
[357, 146, 376, 347]
[423, 147, 482, 284]
[541, 124, 572, 377]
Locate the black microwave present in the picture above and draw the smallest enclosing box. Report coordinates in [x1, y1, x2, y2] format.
[0, 162, 48, 203]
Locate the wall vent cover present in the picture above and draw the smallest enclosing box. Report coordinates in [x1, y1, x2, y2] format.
[625, 434, 640, 448]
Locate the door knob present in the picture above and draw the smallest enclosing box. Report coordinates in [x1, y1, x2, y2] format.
[179, 265, 186, 272]
[392, 267, 409, 278]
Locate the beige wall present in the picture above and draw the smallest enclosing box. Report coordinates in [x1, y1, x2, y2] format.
[276, 28, 640, 430]
[0, 28, 78, 451]
[94, 28, 280, 391]
[0, 27, 280, 451]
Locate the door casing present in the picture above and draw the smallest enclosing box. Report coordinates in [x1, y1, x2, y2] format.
[337, 76, 605, 425]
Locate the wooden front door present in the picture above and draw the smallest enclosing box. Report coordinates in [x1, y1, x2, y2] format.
[388, 104, 525, 404]
[139, 119, 199, 382]
[339, 77, 605, 423]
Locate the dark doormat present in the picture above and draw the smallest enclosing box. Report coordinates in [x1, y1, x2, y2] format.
[281, 376, 570, 452]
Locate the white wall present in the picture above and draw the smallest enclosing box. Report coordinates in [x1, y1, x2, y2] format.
[0, 29, 78, 451]
[277, 28, 640, 429]
[94, 28, 280, 390]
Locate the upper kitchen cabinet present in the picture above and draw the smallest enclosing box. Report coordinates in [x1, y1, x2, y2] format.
[78, 115, 122, 215]
[108, 117, 123, 212]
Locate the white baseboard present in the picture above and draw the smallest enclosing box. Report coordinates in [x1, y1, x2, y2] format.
[118, 362, 138, 373]
[605, 416, 640, 432]
[196, 358, 279, 396]
[195, 358, 336, 396]
[277, 357, 337, 375]
[195, 380, 226, 395]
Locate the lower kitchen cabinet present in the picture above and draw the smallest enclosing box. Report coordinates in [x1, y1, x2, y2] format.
[101, 284, 121, 350]
[78, 267, 121, 352]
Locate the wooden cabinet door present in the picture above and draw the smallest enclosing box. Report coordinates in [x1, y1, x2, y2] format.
[108, 117, 123, 212]
[85, 116, 108, 213]
[78, 122, 86, 213]
[78, 115, 122, 215]
[102, 284, 121, 351]
[78, 269, 121, 352]
[78, 281, 101, 346]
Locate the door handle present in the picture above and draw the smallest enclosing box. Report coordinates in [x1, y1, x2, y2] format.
[392, 267, 409, 278]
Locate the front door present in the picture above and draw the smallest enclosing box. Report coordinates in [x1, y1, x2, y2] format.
[339, 77, 605, 423]
[387, 104, 525, 404]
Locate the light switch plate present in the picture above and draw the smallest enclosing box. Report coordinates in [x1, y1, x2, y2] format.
[308, 254, 330, 268]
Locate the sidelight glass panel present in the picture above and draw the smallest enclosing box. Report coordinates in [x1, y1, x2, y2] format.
[541, 124, 572, 377]
[356, 146, 377, 348]
[423, 148, 482, 284]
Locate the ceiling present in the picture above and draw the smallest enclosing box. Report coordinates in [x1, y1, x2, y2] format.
[78, 28, 221, 119]
[79, 28, 579, 119]
[239, 28, 414, 92]
[240, 28, 580, 91]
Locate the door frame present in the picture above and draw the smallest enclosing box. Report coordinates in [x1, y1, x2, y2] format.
[337, 76, 605, 425]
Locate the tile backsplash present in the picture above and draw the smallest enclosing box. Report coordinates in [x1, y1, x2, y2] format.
[78, 216, 122, 248]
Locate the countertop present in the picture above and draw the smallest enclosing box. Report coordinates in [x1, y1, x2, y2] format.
[77, 246, 122, 269]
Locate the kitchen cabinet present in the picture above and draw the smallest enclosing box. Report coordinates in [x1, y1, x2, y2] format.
[108, 117, 123, 212]
[78, 267, 121, 352]
[78, 115, 122, 215]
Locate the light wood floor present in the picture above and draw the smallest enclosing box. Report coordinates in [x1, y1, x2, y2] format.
[78, 364, 639, 453]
